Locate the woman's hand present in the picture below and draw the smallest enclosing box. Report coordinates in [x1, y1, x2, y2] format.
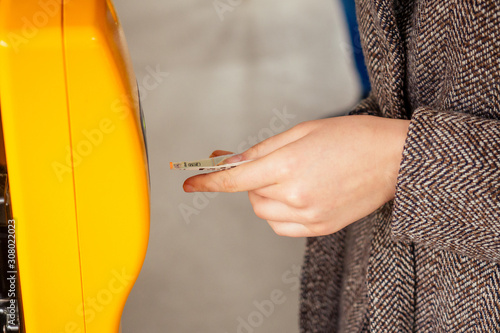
[183, 115, 410, 237]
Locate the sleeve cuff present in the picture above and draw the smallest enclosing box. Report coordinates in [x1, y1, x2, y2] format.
[391, 107, 500, 262]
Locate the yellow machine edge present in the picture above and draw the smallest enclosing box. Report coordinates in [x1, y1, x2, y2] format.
[0, 0, 150, 332]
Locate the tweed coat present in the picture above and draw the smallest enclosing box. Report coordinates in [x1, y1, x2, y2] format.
[300, 0, 500, 332]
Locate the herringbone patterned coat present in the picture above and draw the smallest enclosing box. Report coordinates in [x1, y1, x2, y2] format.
[300, 0, 500, 332]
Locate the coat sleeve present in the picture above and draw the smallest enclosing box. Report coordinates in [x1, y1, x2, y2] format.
[391, 107, 500, 263]
[348, 92, 380, 116]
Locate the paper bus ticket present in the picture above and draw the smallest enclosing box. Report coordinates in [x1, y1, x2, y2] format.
[170, 154, 250, 171]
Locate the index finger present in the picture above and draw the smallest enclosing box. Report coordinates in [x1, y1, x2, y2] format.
[183, 154, 277, 193]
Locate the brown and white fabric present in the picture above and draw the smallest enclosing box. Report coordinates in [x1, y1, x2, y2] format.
[300, 0, 500, 332]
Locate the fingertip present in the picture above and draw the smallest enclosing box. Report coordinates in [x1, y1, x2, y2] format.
[183, 182, 195, 192]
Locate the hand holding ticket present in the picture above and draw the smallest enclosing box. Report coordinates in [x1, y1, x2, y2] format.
[181, 116, 410, 238]
[170, 153, 251, 171]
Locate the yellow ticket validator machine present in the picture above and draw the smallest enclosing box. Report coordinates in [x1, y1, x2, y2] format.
[0, 0, 150, 331]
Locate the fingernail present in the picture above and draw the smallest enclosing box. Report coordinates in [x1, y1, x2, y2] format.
[184, 184, 195, 192]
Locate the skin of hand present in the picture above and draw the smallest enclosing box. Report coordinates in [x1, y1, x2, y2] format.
[184, 115, 410, 237]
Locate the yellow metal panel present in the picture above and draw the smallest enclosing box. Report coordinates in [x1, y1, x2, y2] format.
[0, 1, 86, 332]
[0, 0, 150, 331]
[63, 0, 150, 332]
